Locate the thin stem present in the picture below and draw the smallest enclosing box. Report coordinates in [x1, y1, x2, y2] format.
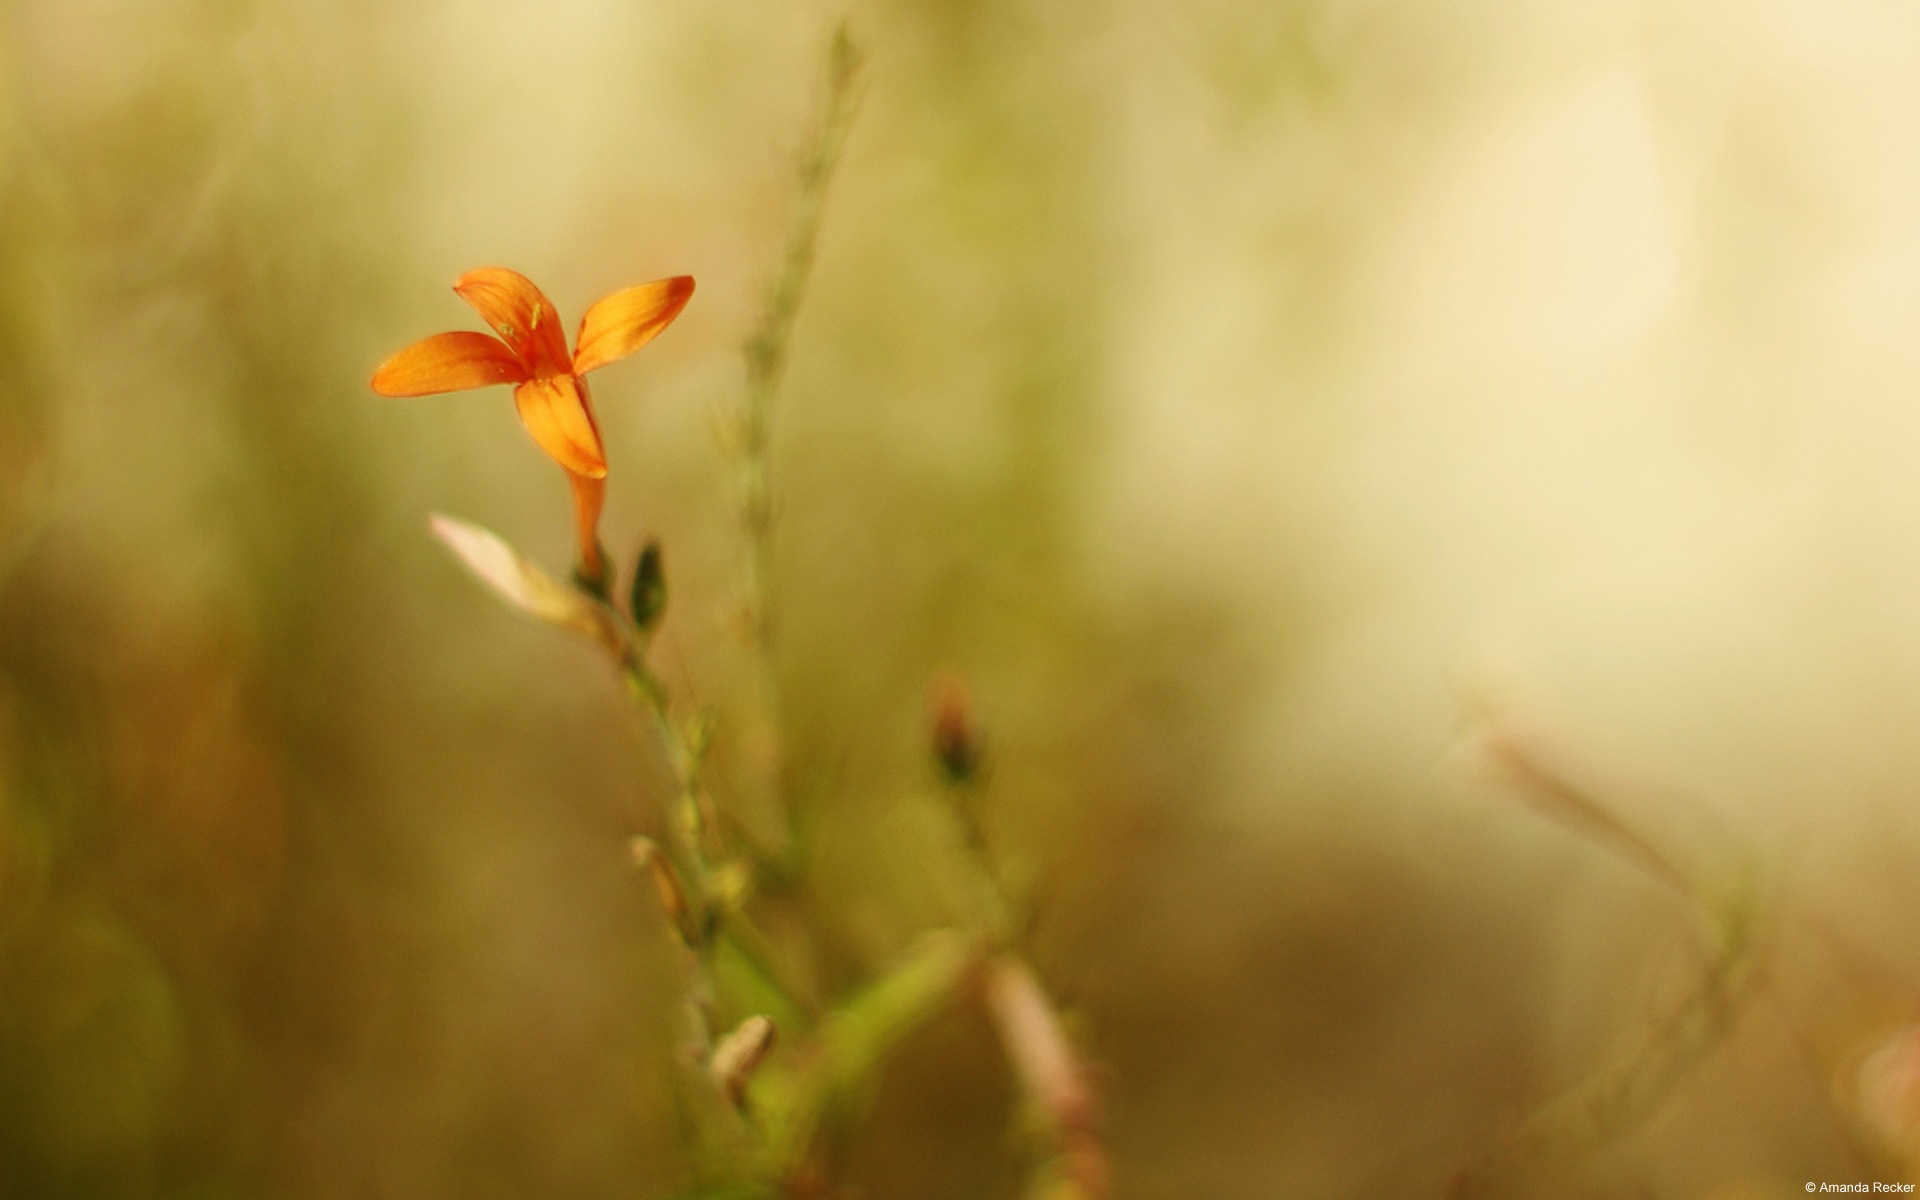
[621, 655, 805, 1025]
[624, 661, 717, 854]
[942, 774, 1014, 942]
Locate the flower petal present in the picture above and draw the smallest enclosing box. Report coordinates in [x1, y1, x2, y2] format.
[512, 374, 606, 478]
[369, 331, 528, 396]
[454, 267, 574, 377]
[571, 276, 695, 375]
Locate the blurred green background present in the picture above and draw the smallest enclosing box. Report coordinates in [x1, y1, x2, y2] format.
[6, 0, 1920, 1196]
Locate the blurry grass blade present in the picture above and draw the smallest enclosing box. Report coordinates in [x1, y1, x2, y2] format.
[428, 514, 627, 659]
[1473, 717, 1694, 896]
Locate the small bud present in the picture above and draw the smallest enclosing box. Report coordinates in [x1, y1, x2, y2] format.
[930, 674, 982, 784]
[629, 837, 690, 935]
[708, 860, 754, 913]
[710, 1014, 777, 1108]
[630, 539, 667, 631]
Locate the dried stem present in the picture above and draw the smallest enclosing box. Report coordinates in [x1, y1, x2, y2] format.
[984, 956, 1110, 1200]
[1474, 717, 1696, 900]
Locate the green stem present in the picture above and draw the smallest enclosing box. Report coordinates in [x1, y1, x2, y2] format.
[622, 657, 807, 1025]
[736, 24, 865, 860]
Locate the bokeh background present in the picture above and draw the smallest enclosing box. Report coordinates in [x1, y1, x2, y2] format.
[5, 0, 1920, 1196]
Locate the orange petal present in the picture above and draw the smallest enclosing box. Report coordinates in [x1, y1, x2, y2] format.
[370, 331, 528, 396]
[571, 276, 695, 375]
[454, 267, 574, 377]
[512, 375, 606, 478]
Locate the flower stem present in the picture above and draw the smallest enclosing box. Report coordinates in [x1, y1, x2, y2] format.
[620, 656, 804, 1024]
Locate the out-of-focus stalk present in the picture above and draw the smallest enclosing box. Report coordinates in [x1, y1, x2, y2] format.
[733, 22, 864, 860]
[1451, 711, 1771, 1197]
[984, 955, 1110, 1200]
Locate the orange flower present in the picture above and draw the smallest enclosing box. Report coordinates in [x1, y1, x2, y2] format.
[371, 267, 694, 582]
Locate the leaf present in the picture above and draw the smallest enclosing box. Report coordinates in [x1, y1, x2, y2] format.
[428, 514, 628, 660]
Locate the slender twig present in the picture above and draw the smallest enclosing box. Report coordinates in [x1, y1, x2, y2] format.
[1474, 717, 1697, 900]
